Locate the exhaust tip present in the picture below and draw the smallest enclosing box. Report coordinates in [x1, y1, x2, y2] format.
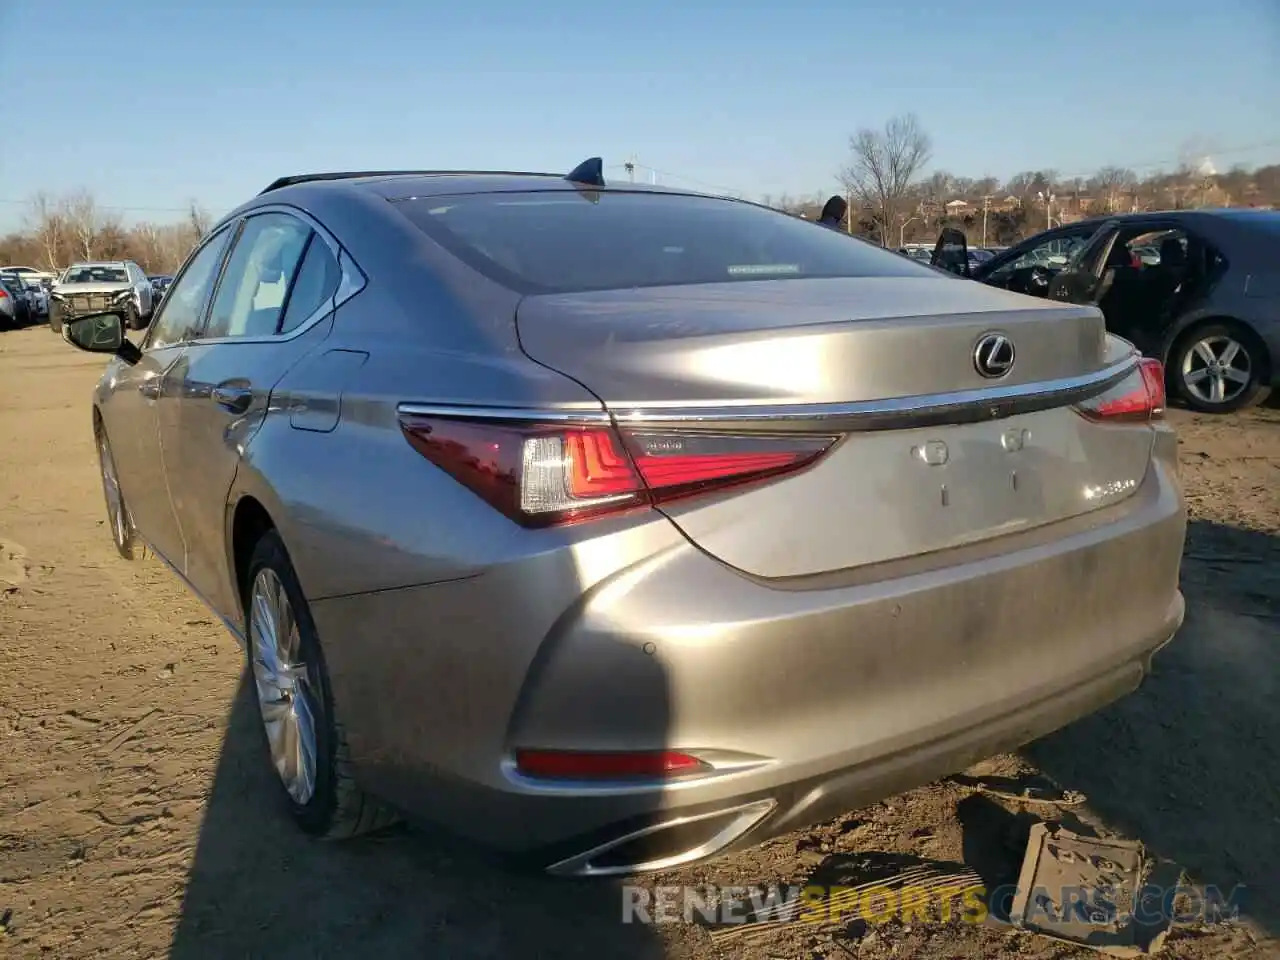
[545, 798, 777, 878]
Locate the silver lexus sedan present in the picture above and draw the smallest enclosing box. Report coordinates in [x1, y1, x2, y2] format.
[62, 161, 1187, 877]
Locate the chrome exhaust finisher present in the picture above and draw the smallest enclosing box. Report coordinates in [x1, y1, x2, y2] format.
[544, 798, 778, 878]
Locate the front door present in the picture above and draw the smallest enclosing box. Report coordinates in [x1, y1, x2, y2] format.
[1047, 219, 1122, 308]
[162, 212, 344, 621]
[930, 228, 970, 277]
[99, 344, 188, 565]
[102, 225, 236, 567]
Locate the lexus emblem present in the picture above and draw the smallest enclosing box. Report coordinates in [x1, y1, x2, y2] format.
[973, 332, 1015, 379]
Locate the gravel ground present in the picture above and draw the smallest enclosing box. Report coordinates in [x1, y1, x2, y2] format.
[1, 323, 1276, 959]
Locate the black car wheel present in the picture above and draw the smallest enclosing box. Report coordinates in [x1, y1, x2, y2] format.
[1170, 322, 1270, 414]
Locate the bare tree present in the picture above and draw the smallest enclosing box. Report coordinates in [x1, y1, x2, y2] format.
[187, 201, 211, 238]
[973, 176, 999, 197]
[63, 190, 100, 261]
[1092, 166, 1137, 213]
[1004, 171, 1038, 198]
[841, 114, 932, 246]
[24, 193, 68, 270]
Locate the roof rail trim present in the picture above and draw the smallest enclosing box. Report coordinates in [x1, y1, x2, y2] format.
[258, 170, 563, 195]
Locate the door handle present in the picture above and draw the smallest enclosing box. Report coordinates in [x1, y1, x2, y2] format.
[211, 382, 253, 414]
[138, 378, 161, 400]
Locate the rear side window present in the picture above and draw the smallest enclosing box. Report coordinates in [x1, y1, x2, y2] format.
[395, 191, 932, 294]
[278, 236, 341, 333]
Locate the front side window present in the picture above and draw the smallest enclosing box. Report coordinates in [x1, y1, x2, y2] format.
[985, 232, 1092, 282]
[395, 191, 931, 294]
[204, 213, 312, 339]
[146, 227, 234, 350]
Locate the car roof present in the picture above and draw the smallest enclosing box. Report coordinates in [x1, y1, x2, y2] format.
[1070, 208, 1273, 228]
[256, 165, 708, 203]
[65, 261, 127, 268]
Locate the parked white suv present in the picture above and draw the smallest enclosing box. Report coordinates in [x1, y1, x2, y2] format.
[49, 260, 154, 332]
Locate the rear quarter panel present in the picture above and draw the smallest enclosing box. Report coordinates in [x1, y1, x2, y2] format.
[231, 288, 622, 603]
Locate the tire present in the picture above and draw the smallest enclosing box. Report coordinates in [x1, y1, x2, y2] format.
[243, 530, 397, 839]
[96, 423, 148, 561]
[1169, 322, 1271, 414]
[125, 303, 146, 331]
[49, 307, 62, 334]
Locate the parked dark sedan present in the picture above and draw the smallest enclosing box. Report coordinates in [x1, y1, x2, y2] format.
[931, 210, 1280, 413]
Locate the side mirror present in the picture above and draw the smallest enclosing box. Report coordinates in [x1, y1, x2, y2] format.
[62, 312, 142, 364]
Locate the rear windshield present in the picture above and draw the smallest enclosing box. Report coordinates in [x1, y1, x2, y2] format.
[395, 191, 933, 294]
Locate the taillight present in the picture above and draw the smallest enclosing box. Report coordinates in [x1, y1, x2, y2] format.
[1075, 358, 1166, 422]
[514, 749, 710, 780]
[0, 288, 8, 300]
[398, 412, 837, 527]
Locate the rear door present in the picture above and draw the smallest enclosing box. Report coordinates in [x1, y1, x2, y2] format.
[161, 210, 344, 620]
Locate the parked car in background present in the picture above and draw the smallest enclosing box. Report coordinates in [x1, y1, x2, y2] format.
[3, 270, 51, 319]
[1, 265, 58, 285]
[22, 277, 49, 318]
[61, 162, 1186, 876]
[931, 210, 1280, 412]
[0, 273, 33, 329]
[149, 274, 174, 305]
[49, 260, 154, 333]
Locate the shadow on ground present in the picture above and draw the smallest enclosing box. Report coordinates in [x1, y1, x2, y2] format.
[168, 672, 669, 959]
[1029, 519, 1279, 935]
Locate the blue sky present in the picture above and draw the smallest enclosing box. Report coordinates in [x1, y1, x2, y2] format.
[2, 0, 1278, 231]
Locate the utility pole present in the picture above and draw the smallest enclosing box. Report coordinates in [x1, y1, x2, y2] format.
[981, 196, 991, 248]
[846, 187, 854, 234]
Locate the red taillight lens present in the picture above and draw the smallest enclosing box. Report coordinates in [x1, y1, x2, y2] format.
[623, 430, 834, 501]
[0, 288, 8, 300]
[514, 749, 710, 780]
[1076, 357, 1166, 422]
[398, 413, 836, 527]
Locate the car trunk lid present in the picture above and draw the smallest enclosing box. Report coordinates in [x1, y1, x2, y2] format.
[516, 277, 1155, 578]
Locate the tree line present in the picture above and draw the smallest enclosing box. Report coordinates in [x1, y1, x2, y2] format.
[5, 126, 1278, 272]
[0, 192, 213, 276]
[764, 113, 1280, 247]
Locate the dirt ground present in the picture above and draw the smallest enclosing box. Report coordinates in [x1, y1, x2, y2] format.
[1, 323, 1276, 959]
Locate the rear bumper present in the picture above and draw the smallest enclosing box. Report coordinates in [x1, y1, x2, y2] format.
[312, 448, 1186, 871]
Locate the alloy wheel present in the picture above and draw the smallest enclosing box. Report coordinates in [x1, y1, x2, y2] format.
[1180, 335, 1252, 406]
[99, 432, 128, 549]
[249, 567, 319, 805]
